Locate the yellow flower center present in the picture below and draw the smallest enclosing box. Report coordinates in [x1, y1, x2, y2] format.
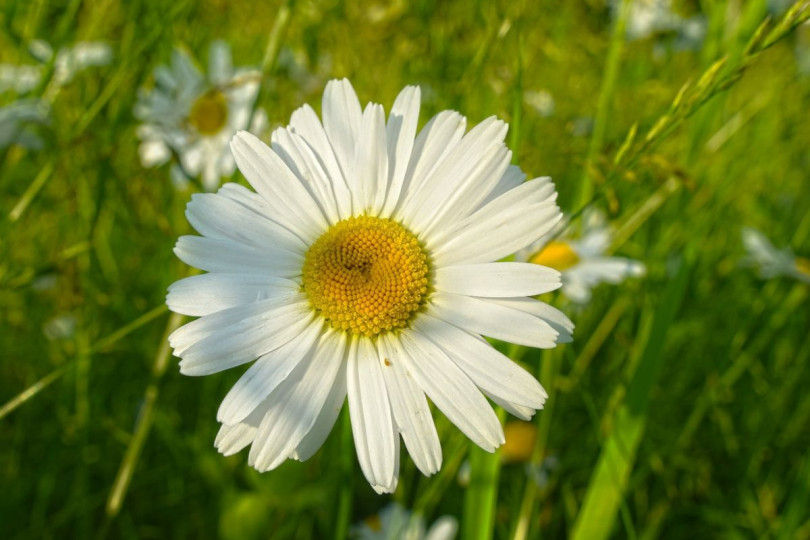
[188, 90, 228, 136]
[529, 240, 580, 271]
[796, 257, 810, 278]
[501, 421, 537, 463]
[302, 216, 430, 337]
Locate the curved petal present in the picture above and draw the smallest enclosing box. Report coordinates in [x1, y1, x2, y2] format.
[174, 235, 303, 278]
[378, 333, 442, 476]
[216, 319, 323, 424]
[428, 292, 560, 349]
[381, 85, 421, 217]
[434, 262, 561, 298]
[322, 79, 363, 189]
[347, 337, 399, 494]
[271, 127, 341, 225]
[166, 273, 300, 317]
[401, 117, 511, 236]
[414, 313, 548, 410]
[170, 297, 314, 375]
[486, 297, 574, 343]
[397, 328, 504, 452]
[289, 103, 353, 219]
[248, 329, 347, 471]
[429, 177, 562, 266]
[186, 190, 307, 254]
[291, 356, 348, 462]
[230, 131, 328, 242]
[353, 103, 388, 215]
[392, 111, 466, 221]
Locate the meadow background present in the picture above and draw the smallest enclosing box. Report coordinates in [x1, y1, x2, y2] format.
[2, 0, 810, 538]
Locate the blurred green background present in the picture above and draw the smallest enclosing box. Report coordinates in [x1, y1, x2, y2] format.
[2, 0, 810, 538]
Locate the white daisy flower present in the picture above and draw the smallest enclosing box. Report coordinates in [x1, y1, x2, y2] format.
[520, 211, 646, 304]
[0, 41, 111, 95]
[166, 78, 573, 493]
[0, 99, 49, 150]
[134, 41, 266, 191]
[742, 227, 810, 284]
[612, 0, 706, 49]
[352, 503, 457, 540]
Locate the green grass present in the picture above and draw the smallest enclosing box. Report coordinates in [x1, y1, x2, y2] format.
[2, 0, 810, 538]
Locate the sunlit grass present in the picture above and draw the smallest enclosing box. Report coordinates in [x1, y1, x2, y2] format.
[2, 0, 810, 538]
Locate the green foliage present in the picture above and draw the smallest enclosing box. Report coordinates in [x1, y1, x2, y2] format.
[2, 0, 810, 538]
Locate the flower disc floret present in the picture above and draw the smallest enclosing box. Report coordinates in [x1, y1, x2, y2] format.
[530, 240, 579, 271]
[189, 89, 228, 135]
[302, 216, 430, 337]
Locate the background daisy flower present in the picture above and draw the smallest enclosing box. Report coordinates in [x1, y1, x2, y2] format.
[134, 40, 266, 191]
[166, 78, 573, 493]
[521, 211, 646, 304]
[742, 227, 810, 284]
[352, 503, 457, 540]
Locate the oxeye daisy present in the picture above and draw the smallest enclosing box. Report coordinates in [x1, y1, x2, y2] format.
[352, 503, 457, 540]
[166, 78, 573, 493]
[521, 211, 646, 304]
[742, 227, 810, 284]
[134, 41, 266, 191]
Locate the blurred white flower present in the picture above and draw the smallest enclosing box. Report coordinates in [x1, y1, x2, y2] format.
[742, 228, 810, 284]
[44, 314, 77, 340]
[0, 41, 111, 95]
[134, 41, 267, 191]
[523, 89, 555, 118]
[0, 99, 50, 150]
[520, 211, 646, 303]
[613, 0, 706, 49]
[352, 503, 457, 540]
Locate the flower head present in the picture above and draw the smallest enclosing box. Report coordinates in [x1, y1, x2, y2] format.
[135, 41, 265, 191]
[167, 79, 573, 493]
[742, 227, 810, 284]
[352, 503, 457, 540]
[521, 211, 646, 304]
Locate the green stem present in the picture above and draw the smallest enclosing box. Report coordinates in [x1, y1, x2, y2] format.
[333, 407, 353, 540]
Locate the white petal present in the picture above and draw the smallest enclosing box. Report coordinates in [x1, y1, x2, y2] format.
[378, 333, 442, 476]
[248, 329, 347, 471]
[401, 117, 510, 236]
[322, 79, 362, 189]
[291, 356, 348, 462]
[486, 297, 574, 343]
[353, 103, 388, 215]
[186, 191, 307, 254]
[172, 298, 314, 375]
[214, 423, 256, 456]
[435, 263, 561, 297]
[381, 85, 420, 217]
[289, 104, 353, 219]
[430, 177, 562, 266]
[480, 164, 525, 207]
[396, 328, 504, 452]
[138, 139, 171, 167]
[426, 517, 459, 540]
[487, 395, 536, 421]
[208, 40, 233, 85]
[428, 292, 559, 349]
[392, 111, 466, 220]
[271, 127, 341, 225]
[414, 313, 547, 410]
[347, 337, 399, 494]
[166, 273, 300, 317]
[216, 320, 323, 424]
[230, 131, 328, 242]
[174, 235, 303, 278]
